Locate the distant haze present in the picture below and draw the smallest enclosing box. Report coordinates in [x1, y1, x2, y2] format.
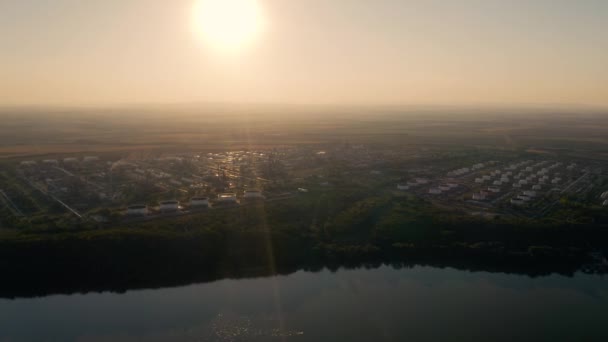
[1, 0, 607, 107]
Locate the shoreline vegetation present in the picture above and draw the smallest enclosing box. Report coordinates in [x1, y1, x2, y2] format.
[1, 192, 607, 299]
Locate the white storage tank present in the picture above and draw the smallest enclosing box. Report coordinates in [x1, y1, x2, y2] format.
[127, 204, 148, 216]
[159, 200, 179, 212]
[190, 197, 210, 208]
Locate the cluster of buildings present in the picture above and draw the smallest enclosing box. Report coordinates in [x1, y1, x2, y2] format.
[20, 156, 100, 168]
[15, 148, 284, 221]
[466, 160, 584, 207]
[429, 183, 459, 195]
[506, 161, 571, 205]
[396, 178, 429, 191]
[447, 162, 494, 177]
[11, 144, 606, 224]
[125, 189, 267, 216]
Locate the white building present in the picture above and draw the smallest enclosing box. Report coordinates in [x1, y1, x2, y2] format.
[42, 159, 59, 165]
[20, 161, 37, 167]
[127, 204, 148, 216]
[439, 185, 451, 191]
[429, 188, 442, 195]
[159, 200, 179, 212]
[217, 193, 238, 204]
[190, 197, 210, 208]
[416, 178, 429, 184]
[243, 189, 265, 200]
[397, 184, 410, 191]
[523, 190, 537, 197]
[487, 186, 500, 193]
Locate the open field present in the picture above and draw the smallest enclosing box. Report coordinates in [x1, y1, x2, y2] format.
[2, 105, 608, 159]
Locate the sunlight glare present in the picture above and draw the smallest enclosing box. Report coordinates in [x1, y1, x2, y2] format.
[192, 0, 265, 52]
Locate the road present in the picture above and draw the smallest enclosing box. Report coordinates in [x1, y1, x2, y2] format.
[0, 189, 25, 217]
[20, 176, 83, 219]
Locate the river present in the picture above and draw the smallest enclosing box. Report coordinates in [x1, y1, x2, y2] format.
[1, 266, 607, 341]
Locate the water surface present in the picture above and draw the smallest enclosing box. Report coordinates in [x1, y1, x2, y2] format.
[1, 266, 607, 341]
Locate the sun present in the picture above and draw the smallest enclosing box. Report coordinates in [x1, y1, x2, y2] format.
[192, 0, 264, 52]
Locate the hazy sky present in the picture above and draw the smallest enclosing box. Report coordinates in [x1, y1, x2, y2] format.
[1, 0, 607, 107]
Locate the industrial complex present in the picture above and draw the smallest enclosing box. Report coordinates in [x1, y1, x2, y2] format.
[2, 143, 607, 226]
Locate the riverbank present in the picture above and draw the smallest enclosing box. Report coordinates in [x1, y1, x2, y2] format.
[1, 195, 607, 298]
